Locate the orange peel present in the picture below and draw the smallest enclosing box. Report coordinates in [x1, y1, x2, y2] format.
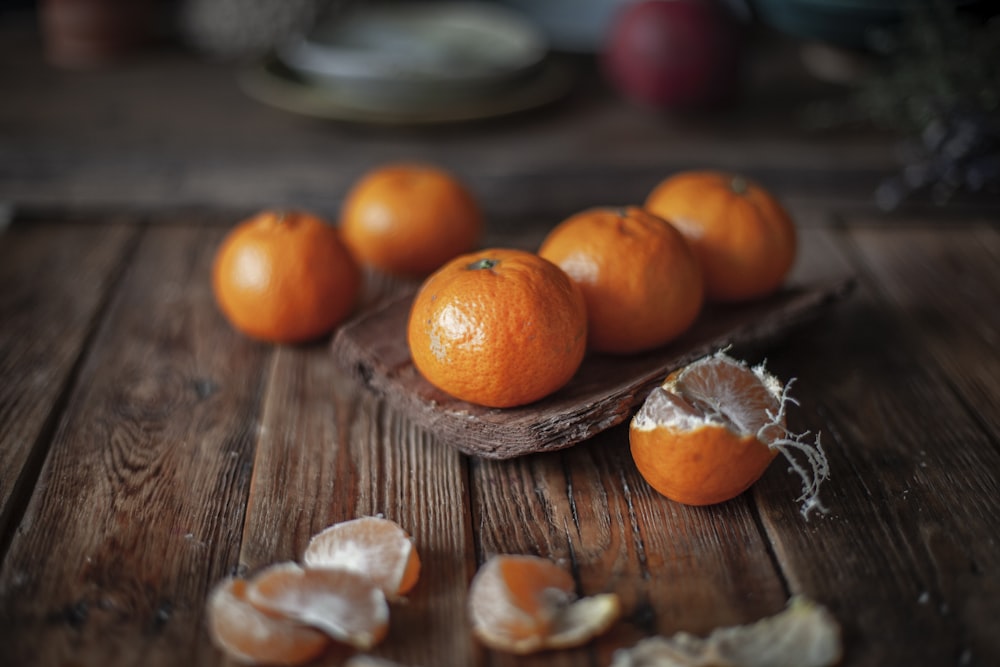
[611, 595, 842, 667]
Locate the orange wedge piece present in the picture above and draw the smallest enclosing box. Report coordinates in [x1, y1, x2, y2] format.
[246, 562, 389, 651]
[206, 576, 330, 666]
[468, 554, 621, 654]
[303, 516, 421, 598]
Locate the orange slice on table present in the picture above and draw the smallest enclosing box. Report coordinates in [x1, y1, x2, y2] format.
[206, 576, 330, 666]
[245, 562, 390, 651]
[303, 516, 421, 598]
[468, 554, 621, 654]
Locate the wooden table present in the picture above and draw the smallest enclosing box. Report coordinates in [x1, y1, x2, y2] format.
[2, 16, 1000, 667]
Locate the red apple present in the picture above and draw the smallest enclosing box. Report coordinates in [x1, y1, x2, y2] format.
[602, 0, 744, 111]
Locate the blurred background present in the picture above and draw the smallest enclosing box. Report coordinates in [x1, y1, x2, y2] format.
[1, 0, 998, 222]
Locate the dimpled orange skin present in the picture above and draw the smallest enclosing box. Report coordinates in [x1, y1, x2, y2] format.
[645, 171, 797, 303]
[629, 422, 779, 506]
[407, 248, 587, 408]
[340, 163, 483, 278]
[538, 206, 704, 355]
[629, 357, 785, 506]
[211, 210, 361, 344]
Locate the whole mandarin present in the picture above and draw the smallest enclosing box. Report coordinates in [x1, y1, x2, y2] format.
[340, 163, 482, 278]
[645, 171, 796, 302]
[212, 209, 360, 343]
[538, 206, 703, 354]
[407, 248, 587, 408]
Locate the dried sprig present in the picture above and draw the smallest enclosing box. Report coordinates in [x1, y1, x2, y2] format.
[807, 2, 1000, 208]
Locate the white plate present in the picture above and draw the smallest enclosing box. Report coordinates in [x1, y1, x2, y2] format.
[277, 1, 547, 102]
[240, 54, 575, 125]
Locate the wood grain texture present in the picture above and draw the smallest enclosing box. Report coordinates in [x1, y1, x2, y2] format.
[0, 220, 139, 544]
[461, 227, 848, 665]
[849, 223, 1000, 437]
[0, 225, 273, 666]
[469, 428, 791, 667]
[332, 280, 853, 459]
[2, 210, 998, 667]
[754, 225, 1000, 666]
[237, 343, 477, 666]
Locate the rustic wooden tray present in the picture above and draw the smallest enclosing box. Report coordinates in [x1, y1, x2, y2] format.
[331, 279, 853, 459]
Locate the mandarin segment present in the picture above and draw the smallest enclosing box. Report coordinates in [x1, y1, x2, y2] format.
[340, 162, 482, 278]
[407, 248, 587, 408]
[246, 562, 390, 651]
[211, 209, 361, 343]
[303, 516, 421, 598]
[468, 554, 622, 655]
[538, 206, 704, 354]
[664, 350, 784, 435]
[645, 171, 797, 302]
[206, 577, 330, 666]
[495, 554, 576, 632]
[630, 351, 829, 516]
[468, 557, 555, 652]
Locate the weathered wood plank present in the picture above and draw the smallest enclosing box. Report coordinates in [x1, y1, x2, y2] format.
[332, 280, 851, 459]
[849, 222, 1000, 437]
[469, 426, 790, 667]
[0, 220, 139, 546]
[236, 343, 476, 666]
[456, 224, 845, 666]
[3, 206, 996, 667]
[754, 223, 1000, 666]
[0, 225, 273, 666]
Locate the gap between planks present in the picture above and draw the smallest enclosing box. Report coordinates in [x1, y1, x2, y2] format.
[0, 220, 145, 560]
[754, 221, 1000, 666]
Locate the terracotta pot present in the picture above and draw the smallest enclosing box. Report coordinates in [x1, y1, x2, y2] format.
[40, 0, 150, 68]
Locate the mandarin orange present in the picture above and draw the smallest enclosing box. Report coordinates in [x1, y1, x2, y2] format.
[340, 162, 482, 278]
[629, 351, 828, 516]
[407, 248, 587, 408]
[212, 209, 361, 343]
[645, 171, 796, 302]
[538, 206, 703, 354]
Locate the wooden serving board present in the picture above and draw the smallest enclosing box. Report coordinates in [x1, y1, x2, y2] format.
[331, 279, 853, 459]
